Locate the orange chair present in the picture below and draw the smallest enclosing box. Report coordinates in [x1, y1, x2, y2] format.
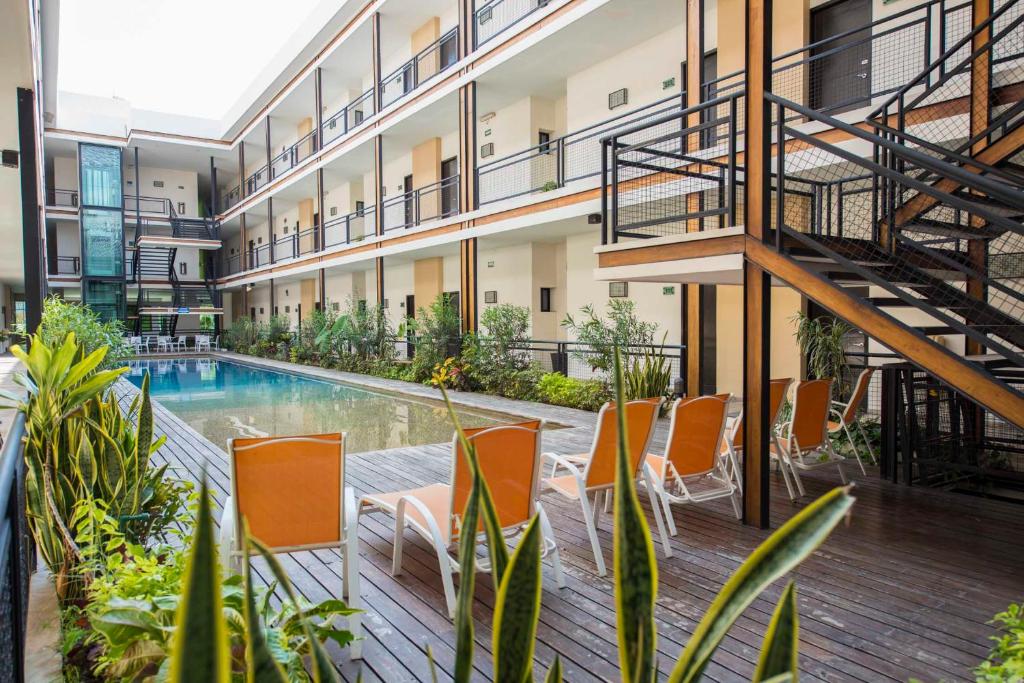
[219, 433, 361, 659]
[829, 368, 875, 474]
[355, 421, 564, 618]
[722, 378, 793, 494]
[542, 399, 670, 575]
[773, 379, 848, 498]
[643, 395, 740, 542]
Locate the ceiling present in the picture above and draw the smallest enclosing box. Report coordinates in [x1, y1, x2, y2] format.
[0, 0, 35, 290]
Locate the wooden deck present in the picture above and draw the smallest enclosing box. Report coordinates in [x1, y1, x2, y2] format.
[117, 358, 1024, 683]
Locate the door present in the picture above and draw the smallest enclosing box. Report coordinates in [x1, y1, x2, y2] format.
[247, 240, 255, 269]
[405, 294, 416, 358]
[810, 0, 872, 113]
[440, 32, 458, 69]
[403, 174, 414, 227]
[441, 157, 458, 217]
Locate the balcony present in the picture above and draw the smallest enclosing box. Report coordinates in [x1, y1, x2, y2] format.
[52, 255, 81, 276]
[321, 87, 376, 148]
[474, 0, 551, 48]
[46, 188, 79, 208]
[382, 175, 460, 232]
[323, 206, 376, 249]
[380, 28, 459, 110]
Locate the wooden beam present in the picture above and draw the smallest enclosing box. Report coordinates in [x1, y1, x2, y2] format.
[966, 0, 992, 361]
[685, 0, 706, 396]
[374, 135, 384, 237]
[375, 256, 385, 307]
[742, 0, 772, 529]
[747, 239, 1024, 428]
[460, 237, 478, 332]
[459, 82, 478, 215]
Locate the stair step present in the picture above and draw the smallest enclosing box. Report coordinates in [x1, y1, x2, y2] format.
[900, 218, 1005, 240]
[948, 192, 1024, 219]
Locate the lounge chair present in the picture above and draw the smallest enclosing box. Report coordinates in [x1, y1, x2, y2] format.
[128, 336, 144, 355]
[542, 398, 671, 574]
[720, 378, 792, 494]
[773, 379, 848, 498]
[643, 395, 741, 543]
[219, 433, 362, 659]
[356, 420, 564, 618]
[829, 368, 875, 474]
[156, 336, 173, 353]
[174, 334, 189, 352]
[195, 334, 212, 352]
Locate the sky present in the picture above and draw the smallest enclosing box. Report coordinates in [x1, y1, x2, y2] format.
[58, 0, 327, 120]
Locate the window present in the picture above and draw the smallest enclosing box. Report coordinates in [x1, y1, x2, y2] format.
[81, 209, 125, 277]
[178, 202, 186, 214]
[538, 131, 552, 155]
[79, 144, 122, 208]
[540, 287, 552, 312]
[179, 262, 187, 276]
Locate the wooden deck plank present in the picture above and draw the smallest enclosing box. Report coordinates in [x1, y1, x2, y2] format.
[115, 365, 1024, 683]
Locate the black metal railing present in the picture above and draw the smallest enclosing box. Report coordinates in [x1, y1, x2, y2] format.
[323, 206, 377, 249]
[0, 412, 32, 683]
[382, 175, 460, 231]
[46, 187, 78, 207]
[270, 130, 319, 181]
[322, 87, 376, 147]
[380, 28, 459, 109]
[54, 255, 81, 275]
[245, 166, 270, 195]
[124, 194, 174, 215]
[474, 0, 551, 48]
[478, 93, 685, 205]
[219, 184, 241, 213]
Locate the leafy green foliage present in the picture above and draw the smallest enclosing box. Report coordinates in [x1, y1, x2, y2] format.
[976, 603, 1024, 682]
[535, 372, 612, 412]
[463, 304, 543, 398]
[623, 339, 672, 403]
[38, 296, 131, 369]
[753, 582, 799, 682]
[409, 294, 463, 382]
[792, 312, 852, 392]
[562, 300, 658, 373]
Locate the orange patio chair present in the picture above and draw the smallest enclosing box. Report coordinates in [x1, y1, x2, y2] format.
[219, 433, 362, 659]
[643, 395, 741, 543]
[541, 398, 671, 576]
[829, 367, 876, 474]
[722, 378, 793, 495]
[355, 420, 564, 618]
[773, 379, 849, 498]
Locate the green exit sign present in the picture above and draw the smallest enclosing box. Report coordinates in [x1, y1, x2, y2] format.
[662, 286, 675, 295]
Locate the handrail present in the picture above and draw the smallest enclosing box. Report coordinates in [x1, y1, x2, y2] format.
[380, 27, 458, 108]
[382, 175, 460, 230]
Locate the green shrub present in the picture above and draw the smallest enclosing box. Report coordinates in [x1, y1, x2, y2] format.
[409, 294, 462, 382]
[535, 372, 612, 411]
[464, 304, 540, 397]
[976, 603, 1024, 682]
[224, 317, 258, 353]
[623, 341, 672, 402]
[317, 298, 396, 362]
[562, 299, 658, 373]
[39, 296, 131, 368]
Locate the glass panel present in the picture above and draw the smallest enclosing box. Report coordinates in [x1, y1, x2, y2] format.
[81, 209, 125, 277]
[84, 280, 125, 322]
[80, 144, 122, 208]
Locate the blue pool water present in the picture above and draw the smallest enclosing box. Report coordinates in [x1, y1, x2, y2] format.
[124, 359, 508, 453]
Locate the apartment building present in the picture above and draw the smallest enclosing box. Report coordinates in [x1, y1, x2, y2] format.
[14, 0, 1024, 521]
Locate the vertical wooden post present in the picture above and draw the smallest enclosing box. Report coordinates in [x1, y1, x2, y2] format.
[458, 78, 479, 333]
[375, 256, 385, 307]
[374, 135, 384, 237]
[314, 66, 324, 152]
[460, 238, 478, 332]
[372, 13, 383, 112]
[269, 278, 276, 318]
[316, 168, 325, 252]
[742, 0, 772, 529]
[684, 0, 706, 396]
[17, 88, 44, 334]
[238, 143, 246, 198]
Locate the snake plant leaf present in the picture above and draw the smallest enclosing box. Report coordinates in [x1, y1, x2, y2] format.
[249, 536, 341, 683]
[241, 524, 288, 683]
[668, 486, 855, 683]
[492, 516, 543, 683]
[753, 582, 799, 682]
[59, 344, 109, 390]
[168, 478, 230, 683]
[544, 655, 563, 683]
[63, 369, 127, 417]
[136, 372, 154, 466]
[453, 452, 481, 683]
[611, 347, 658, 683]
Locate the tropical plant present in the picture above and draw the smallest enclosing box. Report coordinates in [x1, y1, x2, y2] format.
[562, 299, 658, 373]
[976, 602, 1024, 682]
[535, 372, 612, 412]
[464, 304, 539, 395]
[409, 293, 462, 382]
[2, 333, 180, 601]
[225, 317, 259, 354]
[423, 348, 856, 682]
[793, 311, 853, 392]
[316, 299, 395, 361]
[623, 336, 673, 402]
[38, 296, 131, 368]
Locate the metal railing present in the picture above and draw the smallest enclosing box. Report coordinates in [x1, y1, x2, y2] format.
[46, 187, 78, 207]
[478, 93, 685, 205]
[0, 412, 32, 683]
[245, 166, 270, 195]
[219, 184, 241, 213]
[124, 194, 174, 215]
[382, 175, 460, 231]
[270, 130, 319, 181]
[54, 255, 81, 275]
[323, 206, 376, 248]
[380, 28, 459, 109]
[321, 87, 376, 147]
[474, 0, 551, 48]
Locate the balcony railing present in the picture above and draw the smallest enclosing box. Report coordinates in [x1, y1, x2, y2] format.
[382, 175, 460, 232]
[323, 206, 376, 249]
[46, 188, 78, 208]
[246, 166, 271, 195]
[321, 87, 375, 147]
[219, 185, 242, 213]
[380, 28, 459, 109]
[124, 194, 176, 215]
[478, 93, 683, 205]
[474, 0, 551, 49]
[54, 255, 81, 275]
[270, 130, 319, 181]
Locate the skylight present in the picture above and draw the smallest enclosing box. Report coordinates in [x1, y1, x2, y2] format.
[57, 0, 329, 121]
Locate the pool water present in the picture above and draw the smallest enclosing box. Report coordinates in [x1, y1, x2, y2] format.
[124, 359, 509, 454]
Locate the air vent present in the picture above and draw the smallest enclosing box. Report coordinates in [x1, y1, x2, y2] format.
[609, 281, 628, 298]
[480, 143, 494, 158]
[153, 180, 164, 188]
[608, 88, 629, 110]
[484, 290, 498, 304]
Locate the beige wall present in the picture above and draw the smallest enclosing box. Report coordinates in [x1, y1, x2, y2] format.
[414, 257, 444, 310]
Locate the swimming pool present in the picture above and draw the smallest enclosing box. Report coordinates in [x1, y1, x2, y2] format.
[124, 358, 511, 454]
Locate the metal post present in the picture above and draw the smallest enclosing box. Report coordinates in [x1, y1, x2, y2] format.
[17, 88, 44, 335]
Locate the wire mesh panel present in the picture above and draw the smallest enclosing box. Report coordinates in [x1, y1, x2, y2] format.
[474, 0, 550, 47]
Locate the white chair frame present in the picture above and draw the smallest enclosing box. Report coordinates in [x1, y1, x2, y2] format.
[542, 399, 672, 576]
[829, 368, 876, 475]
[219, 435, 362, 659]
[355, 422, 564, 618]
[774, 380, 848, 499]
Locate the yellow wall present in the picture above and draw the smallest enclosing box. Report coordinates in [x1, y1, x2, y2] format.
[414, 257, 444, 310]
